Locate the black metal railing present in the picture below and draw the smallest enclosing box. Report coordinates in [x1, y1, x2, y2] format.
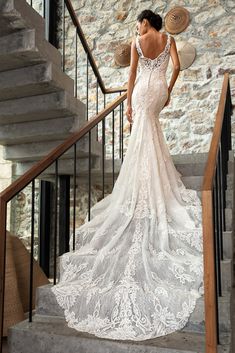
[212, 80, 232, 344]
[202, 73, 233, 353]
[0, 91, 127, 352]
[28, 0, 127, 150]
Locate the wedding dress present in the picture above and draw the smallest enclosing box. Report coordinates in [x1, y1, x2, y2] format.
[51, 33, 204, 341]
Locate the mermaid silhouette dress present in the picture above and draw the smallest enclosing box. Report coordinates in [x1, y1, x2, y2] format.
[51, 33, 204, 341]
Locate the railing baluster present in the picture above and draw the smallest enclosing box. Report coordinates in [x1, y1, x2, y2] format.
[96, 79, 99, 141]
[112, 110, 115, 187]
[88, 131, 91, 220]
[75, 29, 78, 98]
[121, 101, 124, 162]
[217, 150, 224, 260]
[29, 180, 35, 322]
[102, 118, 105, 199]
[119, 96, 122, 159]
[214, 169, 222, 297]
[218, 142, 226, 232]
[86, 54, 89, 120]
[53, 159, 58, 284]
[62, 1, 65, 72]
[73, 144, 77, 251]
[0, 200, 7, 353]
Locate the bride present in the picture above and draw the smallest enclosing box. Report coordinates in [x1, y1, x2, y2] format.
[51, 9, 204, 341]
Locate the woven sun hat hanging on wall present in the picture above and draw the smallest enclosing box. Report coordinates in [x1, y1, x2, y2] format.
[114, 43, 131, 67]
[170, 40, 196, 70]
[165, 6, 190, 34]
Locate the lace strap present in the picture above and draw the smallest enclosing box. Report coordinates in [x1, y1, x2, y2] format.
[165, 34, 171, 53]
[135, 36, 143, 57]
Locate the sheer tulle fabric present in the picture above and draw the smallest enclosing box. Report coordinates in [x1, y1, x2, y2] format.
[51, 34, 204, 341]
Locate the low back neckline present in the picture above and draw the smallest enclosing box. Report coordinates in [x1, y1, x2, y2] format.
[137, 34, 170, 61]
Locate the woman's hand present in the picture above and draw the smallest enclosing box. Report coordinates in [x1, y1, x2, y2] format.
[126, 105, 133, 124]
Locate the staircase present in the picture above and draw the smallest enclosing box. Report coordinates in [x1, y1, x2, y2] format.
[0, 1, 234, 353]
[0, 0, 100, 177]
[7, 151, 235, 353]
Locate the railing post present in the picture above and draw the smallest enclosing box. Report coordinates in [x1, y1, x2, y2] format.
[46, 0, 60, 48]
[0, 199, 7, 353]
[202, 190, 218, 353]
[59, 175, 70, 256]
[39, 180, 53, 277]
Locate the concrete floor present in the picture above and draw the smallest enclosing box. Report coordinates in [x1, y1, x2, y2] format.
[2, 280, 235, 352]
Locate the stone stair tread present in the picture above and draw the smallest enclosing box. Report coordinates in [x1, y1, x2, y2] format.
[0, 28, 61, 72]
[0, 0, 45, 37]
[36, 284, 231, 334]
[0, 116, 85, 145]
[4, 135, 102, 162]
[225, 208, 233, 230]
[9, 314, 230, 353]
[0, 62, 74, 101]
[0, 91, 85, 125]
[8, 314, 206, 353]
[15, 155, 101, 176]
[170, 153, 208, 164]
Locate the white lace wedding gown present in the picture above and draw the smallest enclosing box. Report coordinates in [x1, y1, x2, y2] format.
[51, 33, 204, 341]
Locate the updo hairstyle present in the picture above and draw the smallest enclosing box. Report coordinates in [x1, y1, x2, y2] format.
[137, 10, 162, 31]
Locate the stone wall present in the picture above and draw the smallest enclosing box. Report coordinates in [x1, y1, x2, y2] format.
[0, 147, 12, 192]
[27, 0, 235, 154]
[66, 0, 235, 154]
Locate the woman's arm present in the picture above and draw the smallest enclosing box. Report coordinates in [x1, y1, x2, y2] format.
[126, 38, 139, 123]
[164, 36, 180, 107]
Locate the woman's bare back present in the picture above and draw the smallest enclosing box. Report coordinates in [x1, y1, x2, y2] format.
[138, 32, 168, 60]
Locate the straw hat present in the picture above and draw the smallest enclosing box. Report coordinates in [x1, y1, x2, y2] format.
[114, 43, 131, 67]
[170, 40, 196, 70]
[165, 7, 190, 34]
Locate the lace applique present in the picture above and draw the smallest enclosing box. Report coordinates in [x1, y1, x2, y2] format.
[136, 34, 171, 71]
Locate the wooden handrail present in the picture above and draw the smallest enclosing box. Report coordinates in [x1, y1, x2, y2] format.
[202, 73, 229, 353]
[0, 92, 127, 203]
[65, 0, 126, 94]
[0, 91, 127, 348]
[202, 74, 229, 191]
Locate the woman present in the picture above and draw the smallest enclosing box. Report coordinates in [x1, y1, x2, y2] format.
[52, 10, 204, 341]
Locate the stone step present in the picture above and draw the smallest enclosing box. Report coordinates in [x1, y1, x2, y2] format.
[36, 283, 231, 334]
[225, 208, 233, 231]
[221, 259, 234, 292]
[8, 314, 230, 353]
[0, 90, 85, 126]
[226, 173, 234, 189]
[225, 189, 233, 208]
[223, 231, 233, 259]
[0, 116, 84, 147]
[172, 162, 205, 176]
[170, 152, 208, 164]
[4, 132, 102, 162]
[15, 155, 101, 176]
[0, 28, 61, 72]
[74, 158, 205, 187]
[0, 62, 74, 101]
[0, 0, 46, 38]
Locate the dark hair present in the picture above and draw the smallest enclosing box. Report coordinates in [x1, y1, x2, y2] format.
[137, 10, 162, 31]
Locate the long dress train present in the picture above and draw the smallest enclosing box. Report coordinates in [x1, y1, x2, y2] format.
[51, 33, 204, 341]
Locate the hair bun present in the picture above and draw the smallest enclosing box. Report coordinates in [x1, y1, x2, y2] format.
[137, 10, 162, 31]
